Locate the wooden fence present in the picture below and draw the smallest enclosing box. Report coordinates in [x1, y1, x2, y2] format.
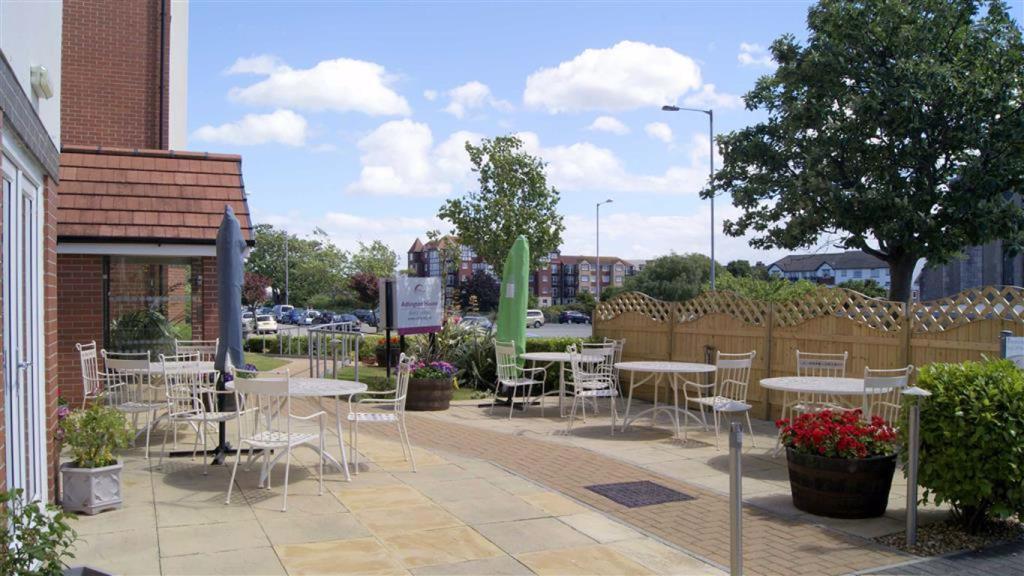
[594, 286, 1024, 419]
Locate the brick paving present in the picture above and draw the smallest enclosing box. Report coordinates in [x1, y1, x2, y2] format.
[355, 410, 911, 576]
[864, 540, 1024, 575]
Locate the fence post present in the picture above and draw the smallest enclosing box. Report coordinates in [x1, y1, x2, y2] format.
[729, 421, 743, 576]
[763, 301, 775, 420]
[901, 299, 913, 368]
[667, 304, 676, 362]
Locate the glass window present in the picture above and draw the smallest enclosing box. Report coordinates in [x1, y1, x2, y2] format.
[580, 263, 590, 271]
[542, 276, 547, 283]
[581, 275, 590, 283]
[106, 256, 200, 356]
[614, 276, 623, 284]
[853, 270, 863, 279]
[602, 274, 610, 283]
[871, 268, 880, 278]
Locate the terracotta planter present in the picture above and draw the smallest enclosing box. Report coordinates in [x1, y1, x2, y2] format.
[785, 448, 896, 519]
[406, 377, 454, 411]
[61, 459, 123, 515]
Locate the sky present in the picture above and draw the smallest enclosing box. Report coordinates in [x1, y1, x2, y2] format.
[184, 1, 888, 266]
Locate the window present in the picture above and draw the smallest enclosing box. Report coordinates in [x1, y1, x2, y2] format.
[853, 270, 863, 279]
[614, 276, 623, 284]
[581, 275, 590, 283]
[602, 264, 610, 272]
[461, 262, 467, 269]
[551, 264, 559, 273]
[580, 263, 590, 272]
[106, 257, 200, 356]
[602, 274, 610, 283]
[542, 288, 548, 295]
[871, 268, 880, 278]
[460, 246, 475, 260]
[542, 276, 548, 283]
[614, 264, 624, 272]
[553, 288, 559, 296]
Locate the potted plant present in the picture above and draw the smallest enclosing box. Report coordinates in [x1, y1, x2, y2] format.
[60, 405, 132, 515]
[406, 360, 457, 411]
[776, 409, 898, 518]
[375, 337, 404, 368]
[1, 488, 79, 576]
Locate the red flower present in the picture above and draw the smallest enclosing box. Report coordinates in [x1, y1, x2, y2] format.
[777, 409, 898, 459]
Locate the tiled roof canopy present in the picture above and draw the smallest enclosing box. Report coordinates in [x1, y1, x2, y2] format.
[770, 250, 886, 273]
[57, 146, 253, 244]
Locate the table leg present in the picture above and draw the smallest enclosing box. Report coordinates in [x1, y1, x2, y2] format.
[335, 396, 351, 482]
[559, 362, 566, 418]
[621, 371, 635, 432]
[652, 373, 659, 427]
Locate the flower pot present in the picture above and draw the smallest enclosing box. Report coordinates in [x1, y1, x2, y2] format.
[785, 448, 896, 519]
[60, 460, 123, 515]
[406, 377, 454, 411]
[375, 347, 401, 368]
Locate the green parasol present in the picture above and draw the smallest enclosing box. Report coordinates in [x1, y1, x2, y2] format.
[496, 235, 529, 361]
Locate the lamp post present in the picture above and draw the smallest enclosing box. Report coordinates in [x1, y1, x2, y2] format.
[662, 105, 716, 290]
[596, 199, 613, 302]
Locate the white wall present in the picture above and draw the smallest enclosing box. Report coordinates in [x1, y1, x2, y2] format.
[168, 0, 189, 150]
[0, 0, 62, 147]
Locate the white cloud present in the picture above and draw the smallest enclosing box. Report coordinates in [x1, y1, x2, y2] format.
[738, 42, 776, 68]
[682, 84, 744, 109]
[523, 41, 702, 113]
[192, 109, 308, 146]
[587, 116, 629, 135]
[443, 81, 513, 118]
[345, 120, 482, 197]
[644, 122, 673, 144]
[423, 89, 438, 101]
[227, 56, 411, 116]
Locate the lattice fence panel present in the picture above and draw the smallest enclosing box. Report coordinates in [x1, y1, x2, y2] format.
[772, 287, 905, 332]
[912, 286, 1024, 333]
[676, 291, 769, 326]
[595, 292, 674, 323]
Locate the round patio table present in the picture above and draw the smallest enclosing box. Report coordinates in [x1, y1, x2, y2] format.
[147, 360, 216, 375]
[615, 361, 716, 437]
[521, 351, 604, 417]
[761, 376, 881, 455]
[280, 378, 368, 482]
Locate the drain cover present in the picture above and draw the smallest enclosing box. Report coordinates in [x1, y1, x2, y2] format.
[585, 481, 694, 508]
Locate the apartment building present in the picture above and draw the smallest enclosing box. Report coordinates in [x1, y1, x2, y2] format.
[768, 250, 892, 289]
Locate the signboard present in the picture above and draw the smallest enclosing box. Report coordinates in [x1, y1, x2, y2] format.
[381, 276, 443, 335]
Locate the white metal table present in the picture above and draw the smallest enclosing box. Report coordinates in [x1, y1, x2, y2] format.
[616, 361, 717, 436]
[760, 375, 885, 416]
[521, 351, 605, 417]
[147, 360, 215, 375]
[283, 378, 368, 482]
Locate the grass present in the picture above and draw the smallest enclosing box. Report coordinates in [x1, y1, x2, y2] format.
[329, 364, 491, 399]
[246, 353, 289, 372]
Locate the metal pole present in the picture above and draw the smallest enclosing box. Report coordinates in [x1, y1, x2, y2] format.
[354, 335, 361, 383]
[596, 202, 601, 302]
[284, 235, 290, 305]
[902, 386, 931, 547]
[709, 109, 716, 291]
[729, 421, 742, 575]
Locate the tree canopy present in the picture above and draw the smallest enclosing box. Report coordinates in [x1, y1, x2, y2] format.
[707, 0, 1024, 302]
[246, 224, 351, 308]
[623, 253, 726, 302]
[438, 135, 565, 271]
[351, 240, 398, 278]
[459, 270, 500, 312]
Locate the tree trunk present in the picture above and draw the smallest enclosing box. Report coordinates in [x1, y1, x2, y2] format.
[888, 255, 918, 303]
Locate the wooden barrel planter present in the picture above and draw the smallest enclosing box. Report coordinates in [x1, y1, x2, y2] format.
[406, 378, 454, 411]
[785, 448, 896, 519]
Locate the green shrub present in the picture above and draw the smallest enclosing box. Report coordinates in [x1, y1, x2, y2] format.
[0, 489, 77, 576]
[60, 405, 132, 468]
[244, 334, 309, 356]
[913, 360, 1024, 532]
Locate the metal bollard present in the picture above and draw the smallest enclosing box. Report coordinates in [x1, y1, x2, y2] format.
[903, 386, 931, 546]
[729, 421, 743, 576]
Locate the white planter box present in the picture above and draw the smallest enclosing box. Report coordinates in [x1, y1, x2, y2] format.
[60, 460, 123, 515]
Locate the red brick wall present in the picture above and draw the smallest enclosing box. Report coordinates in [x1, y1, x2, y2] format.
[56, 255, 104, 409]
[199, 257, 219, 342]
[60, 0, 170, 149]
[44, 177, 59, 501]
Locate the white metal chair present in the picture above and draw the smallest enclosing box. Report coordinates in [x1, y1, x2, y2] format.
[157, 353, 237, 474]
[102, 350, 164, 459]
[225, 368, 325, 512]
[863, 365, 914, 424]
[575, 340, 617, 416]
[791, 350, 849, 416]
[348, 353, 416, 474]
[491, 340, 546, 419]
[566, 344, 619, 435]
[77, 341, 104, 408]
[175, 339, 219, 363]
[686, 351, 757, 449]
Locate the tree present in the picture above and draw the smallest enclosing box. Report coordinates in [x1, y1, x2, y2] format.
[707, 0, 1024, 303]
[601, 285, 626, 302]
[839, 279, 888, 299]
[243, 272, 271, 310]
[711, 273, 819, 302]
[574, 289, 597, 314]
[352, 240, 398, 278]
[459, 270, 500, 312]
[438, 135, 565, 271]
[245, 224, 351, 306]
[624, 253, 726, 301]
[726, 260, 753, 278]
[349, 272, 380, 306]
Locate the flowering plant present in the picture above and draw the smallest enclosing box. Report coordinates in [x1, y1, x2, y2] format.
[776, 409, 898, 459]
[410, 360, 457, 379]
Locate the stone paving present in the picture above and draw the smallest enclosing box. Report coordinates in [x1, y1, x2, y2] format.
[862, 540, 1024, 575]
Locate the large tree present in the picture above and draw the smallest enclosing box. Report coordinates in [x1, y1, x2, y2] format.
[438, 135, 565, 271]
[624, 253, 726, 302]
[459, 270, 500, 312]
[246, 224, 351, 306]
[707, 0, 1024, 302]
[351, 240, 398, 278]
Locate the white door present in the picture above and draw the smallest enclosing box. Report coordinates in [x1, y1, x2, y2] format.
[3, 147, 46, 501]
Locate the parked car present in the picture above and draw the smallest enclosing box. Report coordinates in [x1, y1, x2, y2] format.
[526, 309, 545, 328]
[257, 306, 273, 315]
[255, 314, 278, 334]
[241, 311, 255, 332]
[333, 313, 362, 329]
[272, 304, 294, 322]
[288, 308, 319, 326]
[352, 308, 378, 327]
[559, 310, 591, 324]
[460, 315, 493, 331]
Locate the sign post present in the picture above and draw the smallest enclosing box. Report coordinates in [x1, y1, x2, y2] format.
[379, 276, 444, 382]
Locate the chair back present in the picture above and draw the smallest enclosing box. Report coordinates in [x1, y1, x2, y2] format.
[175, 339, 219, 363]
[796, 350, 847, 378]
[102, 350, 153, 407]
[863, 365, 913, 423]
[604, 337, 626, 366]
[77, 341, 102, 402]
[233, 369, 291, 438]
[160, 352, 207, 418]
[715, 351, 756, 402]
[394, 354, 414, 413]
[568, 344, 610, 389]
[495, 340, 519, 385]
[581, 341, 615, 370]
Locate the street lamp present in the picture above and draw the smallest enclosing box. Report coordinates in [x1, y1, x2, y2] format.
[596, 198, 613, 302]
[662, 104, 716, 290]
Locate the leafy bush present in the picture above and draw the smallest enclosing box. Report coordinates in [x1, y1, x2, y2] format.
[913, 360, 1024, 532]
[60, 405, 132, 468]
[706, 274, 820, 302]
[0, 489, 77, 576]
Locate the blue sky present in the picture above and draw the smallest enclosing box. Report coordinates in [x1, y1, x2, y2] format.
[184, 1, 874, 265]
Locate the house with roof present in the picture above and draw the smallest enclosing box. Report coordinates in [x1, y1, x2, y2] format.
[768, 250, 892, 290]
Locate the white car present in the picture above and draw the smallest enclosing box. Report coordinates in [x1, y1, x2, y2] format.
[526, 309, 545, 328]
[255, 314, 278, 334]
[241, 311, 255, 332]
